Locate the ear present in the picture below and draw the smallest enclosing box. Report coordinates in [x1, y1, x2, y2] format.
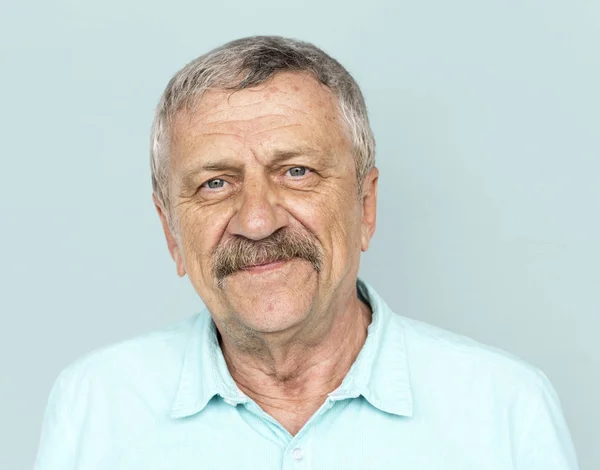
[360, 167, 379, 252]
[153, 194, 186, 277]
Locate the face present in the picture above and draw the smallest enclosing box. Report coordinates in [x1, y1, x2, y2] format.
[155, 72, 378, 338]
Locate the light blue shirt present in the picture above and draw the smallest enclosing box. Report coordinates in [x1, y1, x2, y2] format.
[35, 280, 579, 469]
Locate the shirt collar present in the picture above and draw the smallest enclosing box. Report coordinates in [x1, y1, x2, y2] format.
[170, 312, 248, 419]
[327, 279, 413, 417]
[170, 278, 413, 419]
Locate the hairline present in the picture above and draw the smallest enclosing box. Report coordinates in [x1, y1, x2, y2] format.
[150, 38, 376, 228]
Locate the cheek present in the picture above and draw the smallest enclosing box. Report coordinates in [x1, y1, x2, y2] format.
[177, 202, 233, 273]
[285, 184, 362, 260]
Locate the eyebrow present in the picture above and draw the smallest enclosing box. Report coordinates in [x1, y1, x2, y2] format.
[269, 146, 324, 165]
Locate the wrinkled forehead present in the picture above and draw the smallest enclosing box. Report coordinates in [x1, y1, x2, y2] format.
[168, 72, 352, 169]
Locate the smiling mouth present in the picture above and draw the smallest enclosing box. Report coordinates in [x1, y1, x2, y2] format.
[241, 259, 290, 273]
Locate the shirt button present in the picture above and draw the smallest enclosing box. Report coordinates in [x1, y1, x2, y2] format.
[292, 447, 304, 461]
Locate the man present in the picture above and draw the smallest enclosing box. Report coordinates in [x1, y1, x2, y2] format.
[35, 36, 579, 469]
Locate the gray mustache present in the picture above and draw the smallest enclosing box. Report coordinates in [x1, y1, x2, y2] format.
[212, 228, 323, 284]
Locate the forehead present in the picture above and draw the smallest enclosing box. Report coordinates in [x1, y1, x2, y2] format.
[168, 71, 351, 170]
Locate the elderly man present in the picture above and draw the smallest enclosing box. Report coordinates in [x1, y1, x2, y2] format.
[35, 36, 578, 469]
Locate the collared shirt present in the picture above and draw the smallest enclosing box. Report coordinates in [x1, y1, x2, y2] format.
[34, 279, 579, 469]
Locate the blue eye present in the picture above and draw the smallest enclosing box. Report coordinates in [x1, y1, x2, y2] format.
[205, 179, 226, 189]
[288, 167, 308, 177]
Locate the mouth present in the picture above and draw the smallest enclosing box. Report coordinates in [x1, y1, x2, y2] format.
[241, 259, 289, 273]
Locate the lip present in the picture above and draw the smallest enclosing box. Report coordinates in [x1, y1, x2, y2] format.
[242, 259, 288, 273]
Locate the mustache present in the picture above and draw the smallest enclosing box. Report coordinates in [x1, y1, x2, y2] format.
[212, 228, 323, 285]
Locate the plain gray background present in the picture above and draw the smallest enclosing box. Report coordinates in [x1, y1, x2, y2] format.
[1, 0, 598, 469]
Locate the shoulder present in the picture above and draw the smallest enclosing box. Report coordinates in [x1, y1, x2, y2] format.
[393, 313, 551, 397]
[51, 314, 201, 403]
[390, 313, 577, 466]
[63, 314, 199, 374]
[36, 314, 209, 466]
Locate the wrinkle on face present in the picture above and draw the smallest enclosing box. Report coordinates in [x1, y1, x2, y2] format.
[164, 71, 365, 346]
[170, 74, 346, 169]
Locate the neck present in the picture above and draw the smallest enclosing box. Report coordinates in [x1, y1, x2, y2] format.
[218, 288, 372, 435]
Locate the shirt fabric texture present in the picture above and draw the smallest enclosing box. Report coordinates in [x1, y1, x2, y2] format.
[35, 279, 579, 469]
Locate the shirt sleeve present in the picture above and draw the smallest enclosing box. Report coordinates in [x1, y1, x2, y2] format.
[34, 367, 80, 470]
[515, 370, 579, 470]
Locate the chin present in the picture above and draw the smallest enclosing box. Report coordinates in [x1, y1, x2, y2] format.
[221, 259, 318, 333]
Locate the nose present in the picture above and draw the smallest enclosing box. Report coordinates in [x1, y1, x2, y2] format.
[227, 176, 288, 240]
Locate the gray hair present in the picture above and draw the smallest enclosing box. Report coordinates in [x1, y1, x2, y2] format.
[150, 35, 375, 222]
